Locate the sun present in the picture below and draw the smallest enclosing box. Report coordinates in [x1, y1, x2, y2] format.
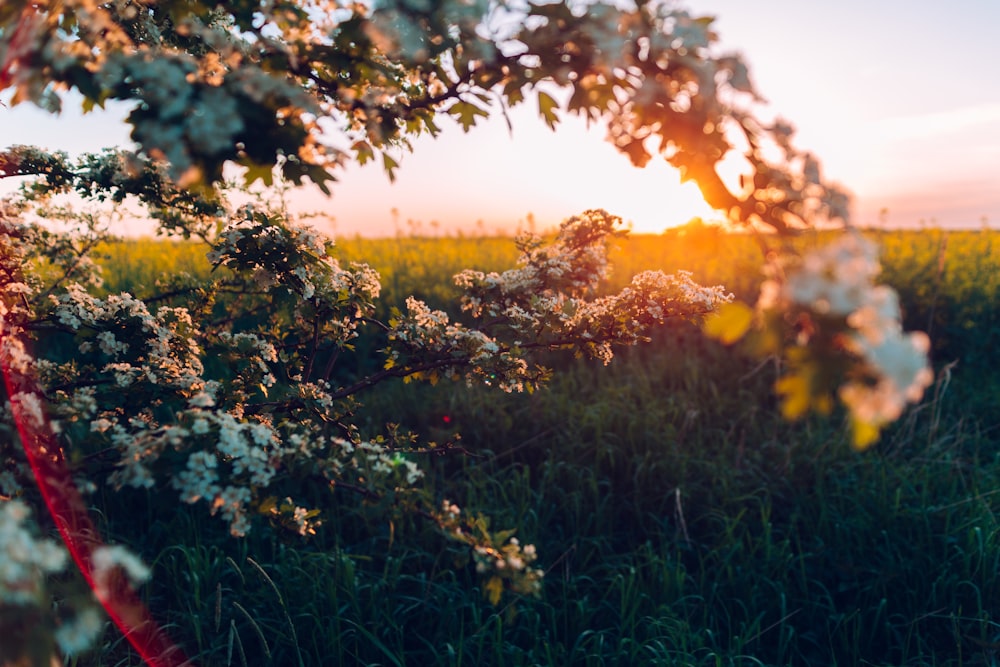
[518, 114, 725, 236]
[597, 159, 723, 234]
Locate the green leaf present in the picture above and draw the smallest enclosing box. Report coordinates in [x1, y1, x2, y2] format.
[537, 91, 560, 130]
[383, 153, 399, 182]
[81, 92, 108, 113]
[449, 101, 489, 132]
[258, 496, 278, 515]
[850, 417, 882, 451]
[503, 79, 525, 106]
[305, 164, 336, 196]
[353, 140, 374, 166]
[775, 373, 811, 421]
[243, 160, 275, 188]
[703, 301, 753, 344]
[423, 115, 441, 136]
[493, 528, 516, 544]
[484, 576, 504, 606]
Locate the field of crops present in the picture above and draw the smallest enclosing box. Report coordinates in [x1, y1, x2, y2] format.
[84, 225, 1000, 666]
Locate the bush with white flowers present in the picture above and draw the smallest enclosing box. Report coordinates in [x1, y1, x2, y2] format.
[0, 0, 933, 660]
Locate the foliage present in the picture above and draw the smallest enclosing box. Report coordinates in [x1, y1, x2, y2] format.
[0, 0, 941, 663]
[1, 0, 846, 233]
[0, 0, 931, 451]
[0, 188, 731, 663]
[730, 232, 934, 449]
[51, 230, 1000, 666]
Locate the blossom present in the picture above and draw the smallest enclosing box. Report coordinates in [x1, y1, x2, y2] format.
[91, 544, 151, 600]
[173, 450, 221, 504]
[759, 232, 933, 436]
[10, 391, 45, 430]
[0, 500, 69, 605]
[188, 392, 215, 408]
[54, 607, 105, 657]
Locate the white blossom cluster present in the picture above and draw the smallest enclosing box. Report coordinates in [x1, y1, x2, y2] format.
[0, 211, 329, 541]
[53, 607, 105, 658]
[90, 544, 152, 602]
[0, 500, 68, 605]
[98, 406, 295, 536]
[0, 499, 110, 657]
[473, 535, 541, 589]
[216, 332, 279, 389]
[561, 270, 733, 364]
[759, 233, 934, 427]
[455, 210, 619, 314]
[387, 212, 728, 393]
[209, 211, 381, 341]
[52, 285, 205, 392]
[0, 217, 41, 379]
[388, 296, 529, 391]
[450, 210, 730, 366]
[358, 440, 425, 486]
[95, 387, 425, 537]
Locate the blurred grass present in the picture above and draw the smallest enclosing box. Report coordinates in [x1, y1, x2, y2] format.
[82, 225, 1000, 666]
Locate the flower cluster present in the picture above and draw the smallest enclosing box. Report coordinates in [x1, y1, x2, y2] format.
[435, 500, 544, 605]
[209, 209, 381, 345]
[386, 211, 729, 394]
[52, 285, 205, 393]
[90, 544, 152, 601]
[0, 499, 116, 658]
[387, 297, 531, 391]
[1, 200, 738, 627]
[453, 210, 731, 365]
[757, 232, 934, 446]
[0, 500, 68, 606]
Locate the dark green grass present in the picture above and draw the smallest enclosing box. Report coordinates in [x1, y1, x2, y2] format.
[79, 327, 1000, 666]
[75, 229, 1000, 666]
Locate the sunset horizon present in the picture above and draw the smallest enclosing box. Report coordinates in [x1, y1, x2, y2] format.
[3, 0, 998, 237]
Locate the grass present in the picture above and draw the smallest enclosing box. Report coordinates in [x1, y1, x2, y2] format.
[75, 227, 1000, 666]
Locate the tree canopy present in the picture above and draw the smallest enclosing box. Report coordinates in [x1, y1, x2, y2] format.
[1, 0, 847, 231]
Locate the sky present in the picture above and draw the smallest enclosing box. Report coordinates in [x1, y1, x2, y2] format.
[2, 0, 999, 237]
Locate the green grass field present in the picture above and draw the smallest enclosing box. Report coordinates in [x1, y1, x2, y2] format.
[81, 227, 1000, 666]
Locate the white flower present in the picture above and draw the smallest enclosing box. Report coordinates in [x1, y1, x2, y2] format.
[54, 607, 105, 656]
[92, 545, 151, 594]
[853, 329, 934, 406]
[0, 500, 69, 605]
[10, 392, 45, 430]
[188, 392, 216, 408]
[90, 418, 114, 433]
[97, 331, 128, 356]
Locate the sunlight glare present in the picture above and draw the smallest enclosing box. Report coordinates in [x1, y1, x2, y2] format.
[516, 115, 724, 235]
[590, 159, 721, 234]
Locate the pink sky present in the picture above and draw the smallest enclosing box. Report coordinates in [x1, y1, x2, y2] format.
[3, 1, 999, 236]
